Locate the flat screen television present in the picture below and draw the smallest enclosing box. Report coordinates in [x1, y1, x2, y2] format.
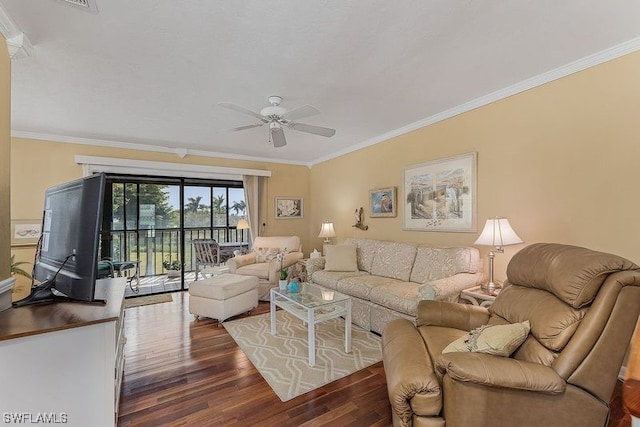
[13, 173, 107, 307]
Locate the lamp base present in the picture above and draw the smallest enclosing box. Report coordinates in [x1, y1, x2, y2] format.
[481, 281, 501, 296]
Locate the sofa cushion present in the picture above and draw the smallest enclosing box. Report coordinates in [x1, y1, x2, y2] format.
[311, 270, 368, 290]
[369, 241, 417, 281]
[410, 247, 481, 283]
[369, 281, 423, 316]
[442, 320, 531, 357]
[254, 247, 279, 263]
[506, 243, 639, 309]
[336, 275, 402, 301]
[344, 238, 382, 273]
[324, 244, 358, 272]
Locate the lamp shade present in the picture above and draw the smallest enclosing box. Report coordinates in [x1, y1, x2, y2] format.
[318, 222, 336, 239]
[236, 219, 250, 230]
[474, 218, 523, 248]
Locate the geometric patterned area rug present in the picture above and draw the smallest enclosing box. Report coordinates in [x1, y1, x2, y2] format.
[223, 310, 382, 401]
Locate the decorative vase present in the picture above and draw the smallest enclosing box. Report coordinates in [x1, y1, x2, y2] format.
[278, 279, 288, 291]
[288, 280, 300, 293]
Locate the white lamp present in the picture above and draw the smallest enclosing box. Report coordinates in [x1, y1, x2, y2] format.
[236, 219, 249, 230]
[318, 221, 336, 243]
[474, 217, 523, 294]
[318, 221, 336, 256]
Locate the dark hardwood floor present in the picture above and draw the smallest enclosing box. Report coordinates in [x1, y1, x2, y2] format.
[117, 291, 631, 427]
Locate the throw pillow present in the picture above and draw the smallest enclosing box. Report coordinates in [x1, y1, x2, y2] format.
[254, 247, 280, 263]
[442, 320, 531, 357]
[324, 244, 358, 272]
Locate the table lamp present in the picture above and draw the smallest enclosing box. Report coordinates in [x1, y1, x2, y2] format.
[236, 219, 249, 230]
[318, 221, 336, 243]
[318, 221, 336, 255]
[474, 217, 523, 294]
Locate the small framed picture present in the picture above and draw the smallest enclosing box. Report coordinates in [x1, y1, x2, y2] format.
[369, 187, 397, 218]
[11, 219, 42, 246]
[275, 197, 303, 219]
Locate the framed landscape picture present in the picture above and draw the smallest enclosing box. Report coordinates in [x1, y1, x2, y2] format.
[369, 187, 397, 218]
[275, 197, 303, 219]
[403, 152, 477, 232]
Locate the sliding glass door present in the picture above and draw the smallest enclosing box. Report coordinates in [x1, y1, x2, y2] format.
[101, 176, 247, 297]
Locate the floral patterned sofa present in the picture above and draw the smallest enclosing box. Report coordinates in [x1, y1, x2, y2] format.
[306, 238, 484, 334]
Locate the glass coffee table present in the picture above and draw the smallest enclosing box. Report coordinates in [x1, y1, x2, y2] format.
[270, 282, 351, 367]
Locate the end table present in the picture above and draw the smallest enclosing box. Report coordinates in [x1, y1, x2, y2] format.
[460, 286, 497, 307]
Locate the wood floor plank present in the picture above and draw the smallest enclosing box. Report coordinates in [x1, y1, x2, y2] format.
[117, 291, 630, 427]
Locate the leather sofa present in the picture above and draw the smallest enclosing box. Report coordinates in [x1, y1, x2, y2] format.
[226, 236, 303, 301]
[306, 238, 484, 334]
[382, 243, 640, 427]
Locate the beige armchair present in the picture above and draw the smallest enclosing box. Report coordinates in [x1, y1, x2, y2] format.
[382, 243, 640, 427]
[226, 236, 303, 300]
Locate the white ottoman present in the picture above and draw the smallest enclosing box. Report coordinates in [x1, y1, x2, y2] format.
[189, 274, 259, 323]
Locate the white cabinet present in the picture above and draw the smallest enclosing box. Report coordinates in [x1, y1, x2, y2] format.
[0, 278, 126, 427]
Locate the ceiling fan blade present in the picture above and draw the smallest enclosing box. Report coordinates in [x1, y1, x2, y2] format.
[281, 105, 320, 121]
[270, 127, 287, 147]
[219, 102, 267, 122]
[289, 122, 336, 137]
[229, 123, 264, 132]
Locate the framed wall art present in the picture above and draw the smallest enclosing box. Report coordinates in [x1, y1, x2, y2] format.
[369, 187, 397, 218]
[11, 219, 42, 246]
[403, 152, 477, 232]
[275, 197, 303, 219]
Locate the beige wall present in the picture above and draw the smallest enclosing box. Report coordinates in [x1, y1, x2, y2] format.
[0, 39, 10, 279]
[310, 51, 640, 282]
[10, 139, 311, 294]
[9, 50, 640, 286]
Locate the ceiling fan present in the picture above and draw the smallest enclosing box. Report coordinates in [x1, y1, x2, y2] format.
[219, 96, 336, 147]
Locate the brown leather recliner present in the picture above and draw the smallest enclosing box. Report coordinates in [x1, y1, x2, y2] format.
[382, 243, 640, 427]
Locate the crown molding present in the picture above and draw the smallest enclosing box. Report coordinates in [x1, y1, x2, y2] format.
[310, 36, 640, 166]
[0, 3, 33, 60]
[6, 33, 33, 59]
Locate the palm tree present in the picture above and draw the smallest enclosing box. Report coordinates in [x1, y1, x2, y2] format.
[212, 195, 226, 214]
[185, 196, 204, 213]
[231, 200, 246, 215]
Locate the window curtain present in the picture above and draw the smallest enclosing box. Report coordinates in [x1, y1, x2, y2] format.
[242, 175, 261, 250]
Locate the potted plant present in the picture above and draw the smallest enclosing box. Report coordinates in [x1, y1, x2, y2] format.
[162, 257, 182, 278]
[276, 250, 288, 291]
[11, 255, 31, 279]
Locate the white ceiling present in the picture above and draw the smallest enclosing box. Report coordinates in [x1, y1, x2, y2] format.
[2, 1, 640, 165]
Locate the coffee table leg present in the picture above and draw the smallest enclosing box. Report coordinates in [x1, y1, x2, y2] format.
[308, 309, 315, 367]
[345, 300, 352, 353]
[270, 294, 276, 336]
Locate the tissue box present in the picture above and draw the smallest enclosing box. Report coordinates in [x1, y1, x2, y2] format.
[310, 250, 320, 259]
[0, 277, 15, 311]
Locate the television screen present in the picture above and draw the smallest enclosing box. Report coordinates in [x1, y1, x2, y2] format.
[14, 173, 107, 306]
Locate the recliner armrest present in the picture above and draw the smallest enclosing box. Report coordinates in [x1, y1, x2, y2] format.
[436, 352, 566, 394]
[416, 300, 489, 330]
[227, 253, 257, 272]
[382, 318, 443, 426]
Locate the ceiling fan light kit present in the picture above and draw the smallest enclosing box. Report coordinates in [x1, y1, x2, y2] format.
[220, 96, 336, 148]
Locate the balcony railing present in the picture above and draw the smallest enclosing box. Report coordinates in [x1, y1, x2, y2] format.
[101, 227, 248, 278]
